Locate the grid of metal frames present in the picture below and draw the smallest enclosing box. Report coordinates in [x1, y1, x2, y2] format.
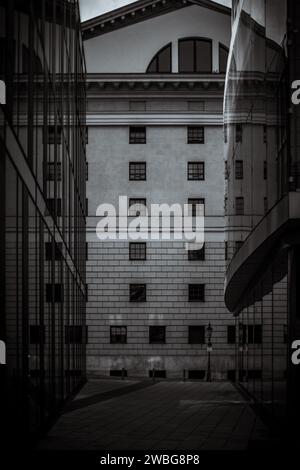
[129, 162, 146, 180]
[110, 326, 127, 344]
[129, 126, 146, 144]
[188, 162, 205, 180]
[129, 242, 147, 260]
[188, 284, 205, 302]
[130, 284, 147, 302]
[188, 126, 204, 144]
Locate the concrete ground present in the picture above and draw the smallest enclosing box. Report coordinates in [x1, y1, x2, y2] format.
[37, 379, 271, 451]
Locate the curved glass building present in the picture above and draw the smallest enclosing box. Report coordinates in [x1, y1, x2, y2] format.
[224, 0, 300, 435]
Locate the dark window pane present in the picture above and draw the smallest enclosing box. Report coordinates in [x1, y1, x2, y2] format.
[188, 244, 205, 261]
[219, 44, 229, 73]
[146, 44, 171, 73]
[196, 39, 212, 73]
[149, 326, 166, 344]
[236, 124, 243, 143]
[158, 45, 171, 73]
[188, 162, 205, 180]
[188, 126, 204, 144]
[129, 243, 147, 260]
[129, 162, 146, 180]
[65, 326, 83, 344]
[129, 198, 147, 216]
[46, 283, 63, 303]
[45, 241, 63, 261]
[188, 284, 205, 302]
[189, 326, 205, 344]
[30, 325, 45, 344]
[130, 284, 146, 302]
[129, 126, 146, 144]
[188, 198, 205, 217]
[110, 326, 127, 344]
[179, 39, 194, 73]
[235, 160, 243, 179]
[235, 197, 244, 215]
[227, 325, 236, 344]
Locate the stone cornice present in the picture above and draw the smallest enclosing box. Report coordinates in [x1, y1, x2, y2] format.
[86, 73, 226, 94]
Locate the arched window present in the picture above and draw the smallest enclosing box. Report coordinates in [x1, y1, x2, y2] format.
[178, 38, 212, 73]
[146, 43, 172, 73]
[219, 44, 229, 73]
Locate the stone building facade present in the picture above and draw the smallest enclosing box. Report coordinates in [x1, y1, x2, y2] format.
[83, 0, 236, 379]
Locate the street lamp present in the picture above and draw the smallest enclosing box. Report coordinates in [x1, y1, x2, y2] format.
[206, 322, 213, 382]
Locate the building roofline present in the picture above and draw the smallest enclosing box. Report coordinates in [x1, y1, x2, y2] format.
[82, 0, 231, 41]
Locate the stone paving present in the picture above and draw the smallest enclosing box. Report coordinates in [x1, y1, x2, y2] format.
[37, 379, 271, 451]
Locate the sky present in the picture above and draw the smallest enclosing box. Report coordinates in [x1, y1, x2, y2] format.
[79, 0, 231, 22]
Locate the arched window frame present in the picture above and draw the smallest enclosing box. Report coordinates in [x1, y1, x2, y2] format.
[178, 37, 212, 74]
[146, 43, 172, 74]
[219, 43, 229, 74]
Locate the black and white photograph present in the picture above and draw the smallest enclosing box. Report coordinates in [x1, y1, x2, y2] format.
[0, 0, 300, 464]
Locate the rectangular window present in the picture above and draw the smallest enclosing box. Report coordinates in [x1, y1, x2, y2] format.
[235, 160, 243, 179]
[129, 162, 146, 180]
[30, 325, 45, 344]
[263, 125, 267, 144]
[129, 126, 146, 144]
[149, 326, 166, 344]
[110, 326, 127, 344]
[65, 326, 84, 344]
[188, 284, 205, 302]
[45, 241, 63, 261]
[130, 284, 146, 302]
[187, 126, 204, 144]
[247, 325, 262, 344]
[129, 198, 147, 216]
[225, 241, 228, 261]
[188, 325, 205, 344]
[235, 197, 244, 215]
[85, 161, 89, 181]
[225, 161, 229, 180]
[188, 198, 205, 217]
[47, 162, 62, 181]
[236, 124, 243, 143]
[225, 196, 228, 215]
[224, 124, 228, 143]
[188, 162, 205, 181]
[85, 127, 89, 144]
[188, 244, 205, 261]
[46, 283, 63, 303]
[129, 242, 147, 261]
[46, 198, 62, 217]
[47, 125, 62, 144]
[227, 325, 236, 344]
[264, 161, 268, 180]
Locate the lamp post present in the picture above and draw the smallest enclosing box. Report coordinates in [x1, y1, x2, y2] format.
[206, 322, 213, 382]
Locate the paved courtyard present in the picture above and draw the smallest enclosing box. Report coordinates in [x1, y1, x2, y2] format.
[37, 379, 271, 451]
